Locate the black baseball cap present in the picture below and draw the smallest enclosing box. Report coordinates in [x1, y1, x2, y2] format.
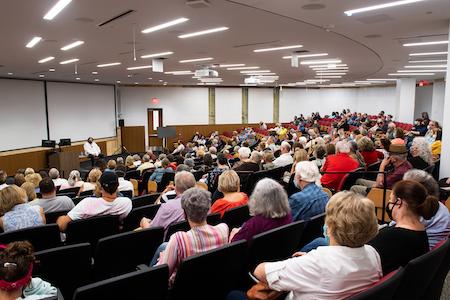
[99, 172, 119, 190]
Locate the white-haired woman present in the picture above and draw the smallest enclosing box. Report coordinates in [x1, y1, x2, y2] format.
[230, 178, 292, 242]
[59, 170, 84, 191]
[248, 191, 381, 300]
[409, 137, 434, 170]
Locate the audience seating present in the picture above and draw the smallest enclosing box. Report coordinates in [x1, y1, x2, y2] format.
[164, 213, 224, 242]
[424, 238, 450, 300]
[73, 265, 169, 300]
[297, 213, 326, 250]
[0, 224, 61, 251]
[235, 171, 253, 194]
[365, 161, 381, 181]
[57, 186, 80, 196]
[65, 215, 120, 249]
[222, 205, 251, 229]
[93, 227, 164, 281]
[56, 191, 76, 199]
[248, 220, 306, 269]
[322, 187, 332, 198]
[169, 240, 248, 300]
[45, 210, 70, 224]
[72, 195, 90, 206]
[131, 193, 160, 208]
[130, 178, 139, 196]
[158, 172, 175, 192]
[34, 243, 92, 300]
[393, 237, 450, 300]
[206, 212, 222, 225]
[245, 167, 286, 195]
[122, 204, 161, 232]
[79, 190, 94, 197]
[366, 188, 392, 223]
[120, 190, 133, 198]
[337, 168, 366, 191]
[147, 180, 158, 193]
[192, 170, 205, 181]
[125, 169, 140, 180]
[347, 268, 404, 300]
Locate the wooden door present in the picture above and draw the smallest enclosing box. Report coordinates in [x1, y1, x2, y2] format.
[147, 109, 163, 147]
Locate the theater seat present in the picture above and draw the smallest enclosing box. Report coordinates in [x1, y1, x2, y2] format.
[131, 193, 160, 208]
[222, 205, 250, 229]
[122, 204, 161, 232]
[347, 268, 404, 300]
[0, 224, 61, 251]
[297, 212, 326, 250]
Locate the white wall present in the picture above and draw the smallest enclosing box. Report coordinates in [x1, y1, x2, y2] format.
[120, 86, 208, 146]
[215, 88, 242, 124]
[431, 82, 445, 124]
[415, 85, 433, 120]
[355, 86, 397, 117]
[0, 79, 47, 151]
[46, 82, 116, 142]
[248, 88, 273, 123]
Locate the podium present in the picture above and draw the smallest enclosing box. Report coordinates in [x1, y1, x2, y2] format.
[48, 151, 80, 178]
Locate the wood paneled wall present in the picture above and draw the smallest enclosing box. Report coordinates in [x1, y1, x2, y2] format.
[0, 137, 117, 175]
[121, 126, 145, 153]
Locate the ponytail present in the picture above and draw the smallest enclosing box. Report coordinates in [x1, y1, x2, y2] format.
[417, 195, 440, 220]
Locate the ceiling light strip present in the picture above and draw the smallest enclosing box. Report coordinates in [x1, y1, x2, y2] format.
[254, 45, 303, 53]
[178, 27, 229, 39]
[61, 40, 84, 51]
[344, 0, 425, 16]
[26, 36, 42, 48]
[179, 57, 213, 63]
[141, 51, 174, 58]
[43, 0, 72, 20]
[142, 17, 189, 34]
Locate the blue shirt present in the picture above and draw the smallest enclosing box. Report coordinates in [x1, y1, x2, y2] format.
[288, 183, 329, 222]
[150, 167, 174, 183]
[2, 203, 44, 232]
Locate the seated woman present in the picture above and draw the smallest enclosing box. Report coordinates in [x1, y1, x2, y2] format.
[408, 137, 434, 170]
[80, 168, 102, 194]
[230, 178, 292, 242]
[290, 149, 308, 175]
[368, 180, 438, 275]
[156, 188, 229, 284]
[210, 170, 249, 218]
[150, 158, 174, 184]
[262, 151, 276, 170]
[59, 170, 84, 191]
[250, 191, 381, 300]
[125, 155, 136, 170]
[357, 137, 381, 166]
[0, 186, 45, 232]
[20, 182, 37, 202]
[0, 241, 57, 300]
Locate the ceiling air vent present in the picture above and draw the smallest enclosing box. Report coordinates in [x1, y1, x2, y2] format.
[186, 0, 211, 8]
[98, 9, 135, 27]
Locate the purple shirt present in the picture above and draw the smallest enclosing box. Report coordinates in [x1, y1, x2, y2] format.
[231, 214, 292, 242]
[385, 161, 413, 189]
[151, 195, 185, 231]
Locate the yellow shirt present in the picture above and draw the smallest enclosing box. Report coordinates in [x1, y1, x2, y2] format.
[431, 140, 441, 156]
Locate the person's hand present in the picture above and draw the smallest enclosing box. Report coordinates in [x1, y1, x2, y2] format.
[247, 283, 282, 300]
[140, 217, 151, 229]
[229, 227, 241, 242]
[163, 184, 175, 194]
[380, 157, 391, 169]
[292, 251, 306, 257]
[446, 178, 450, 185]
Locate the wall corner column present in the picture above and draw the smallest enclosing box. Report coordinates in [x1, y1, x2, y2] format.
[242, 87, 248, 124]
[273, 87, 280, 123]
[396, 78, 416, 123]
[208, 87, 215, 125]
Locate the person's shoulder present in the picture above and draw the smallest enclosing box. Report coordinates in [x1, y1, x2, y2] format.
[115, 196, 132, 204]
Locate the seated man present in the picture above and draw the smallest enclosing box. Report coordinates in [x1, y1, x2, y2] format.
[140, 171, 196, 231]
[150, 158, 174, 183]
[272, 142, 293, 168]
[232, 147, 251, 169]
[115, 165, 134, 197]
[29, 178, 75, 213]
[83, 137, 103, 165]
[289, 161, 329, 221]
[48, 168, 68, 187]
[351, 144, 412, 195]
[233, 151, 261, 172]
[154, 188, 229, 284]
[56, 172, 132, 232]
[137, 154, 154, 174]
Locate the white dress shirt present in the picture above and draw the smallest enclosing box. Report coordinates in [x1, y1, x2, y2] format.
[273, 153, 294, 167]
[265, 245, 382, 300]
[84, 141, 101, 156]
[118, 177, 134, 197]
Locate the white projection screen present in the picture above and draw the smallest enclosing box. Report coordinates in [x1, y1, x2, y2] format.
[0, 79, 47, 151]
[46, 82, 116, 142]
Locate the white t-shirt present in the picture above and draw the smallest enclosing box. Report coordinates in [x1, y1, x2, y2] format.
[273, 153, 294, 167]
[265, 245, 382, 300]
[118, 177, 134, 197]
[53, 178, 68, 187]
[0, 183, 7, 191]
[81, 182, 96, 192]
[84, 142, 101, 156]
[68, 196, 132, 221]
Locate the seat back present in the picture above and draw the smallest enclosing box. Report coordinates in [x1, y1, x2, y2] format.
[73, 265, 169, 300]
[34, 243, 91, 300]
[158, 172, 175, 192]
[65, 215, 120, 248]
[79, 190, 94, 197]
[56, 192, 76, 199]
[147, 181, 158, 193]
[235, 171, 253, 194]
[365, 161, 381, 181]
[0, 224, 61, 251]
[57, 186, 80, 196]
[94, 227, 164, 280]
[119, 190, 133, 198]
[394, 239, 449, 300]
[122, 204, 161, 232]
[222, 205, 250, 229]
[170, 241, 248, 300]
[165, 220, 190, 242]
[338, 168, 365, 191]
[132, 193, 160, 208]
[206, 213, 221, 225]
[125, 170, 140, 180]
[297, 213, 326, 250]
[130, 178, 139, 196]
[423, 238, 450, 300]
[45, 210, 70, 224]
[347, 268, 404, 300]
[367, 188, 392, 222]
[249, 220, 305, 269]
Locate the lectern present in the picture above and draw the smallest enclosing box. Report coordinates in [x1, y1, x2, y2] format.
[48, 151, 80, 178]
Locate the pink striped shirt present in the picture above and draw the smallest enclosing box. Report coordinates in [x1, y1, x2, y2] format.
[158, 223, 229, 284]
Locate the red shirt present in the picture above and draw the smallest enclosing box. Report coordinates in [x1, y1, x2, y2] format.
[321, 153, 359, 191]
[360, 151, 380, 167]
[211, 193, 249, 218]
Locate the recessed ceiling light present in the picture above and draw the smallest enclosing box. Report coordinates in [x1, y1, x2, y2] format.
[178, 27, 229, 39]
[403, 40, 448, 47]
[404, 65, 446, 68]
[246, 72, 277, 76]
[227, 66, 260, 70]
[219, 64, 245, 68]
[316, 72, 347, 75]
[92, 71, 98, 74]
[134, 82, 139, 85]
[315, 75, 342, 78]
[126, 65, 152, 70]
[116, 80, 121, 83]
[141, 51, 174, 59]
[408, 59, 447, 63]
[38, 56, 55, 63]
[344, 0, 425, 16]
[179, 57, 213, 63]
[49, 68, 55, 72]
[301, 59, 342, 65]
[75, 77, 80, 80]
[26, 36, 42, 48]
[164, 70, 194, 75]
[142, 17, 189, 34]
[158, 79, 163, 82]
[147, 78, 152, 80]
[240, 70, 271, 74]
[61, 41, 84, 51]
[39, 74, 45, 78]
[94, 78, 100, 82]
[354, 81, 372, 84]
[409, 52, 447, 56]
[388, 73, 435, 76]
[163, 82, 168, 85]
[97, 62, 121, 68]
[254, 45, 303, 53]
[7, 72, 13, 75]
[127, 74, 132, 78]
[59, 58, 79, 64]
[43, 0, 72, 20]
[282, 53, 328, 59]
[314, 69, 348, 72]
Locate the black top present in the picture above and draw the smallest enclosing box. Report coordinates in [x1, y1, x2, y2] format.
[233, 162, 260, 172]
[368, 226, 429, 275]
[409, 156, 429, 170]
